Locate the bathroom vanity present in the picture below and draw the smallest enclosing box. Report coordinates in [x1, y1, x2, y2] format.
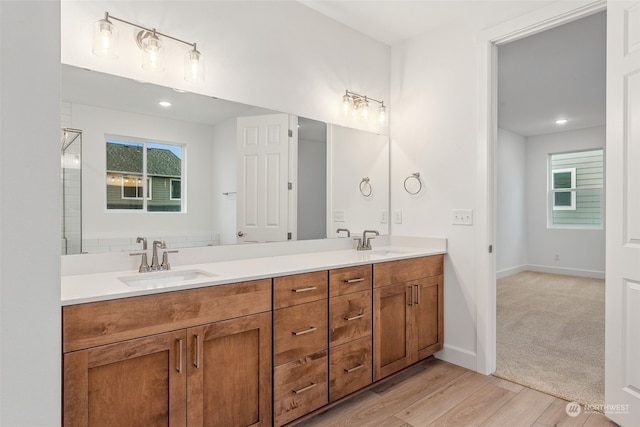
[61, 240, 445, 426]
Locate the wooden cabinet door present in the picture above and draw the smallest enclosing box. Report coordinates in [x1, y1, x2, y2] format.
[373, 283, 411, 381]
[187, 312, 272, 427]
[63, 330, 187, 427]
[412, 276, 444, 361]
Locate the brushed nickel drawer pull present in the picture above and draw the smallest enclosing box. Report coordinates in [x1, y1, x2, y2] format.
[292, 382, 317, 394]
[176, 338, 183, 374]
[408, 286, 414, 306]
[292, 326, 317, 336]
[344, 364, 364, 373]
[193, 334, 200, 368]
[344, 278, 365, 283]
[415, 285, 421, 305]
[292, 286, 317, 293]
[344, 314, 365, 321]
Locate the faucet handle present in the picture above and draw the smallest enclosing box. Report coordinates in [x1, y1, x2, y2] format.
[353, 237, 363, 251]
[136, 237, 147, 250]
[161, 250, 179, 270]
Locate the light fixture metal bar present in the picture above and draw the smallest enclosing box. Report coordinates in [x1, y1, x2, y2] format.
[345, 90, 385, 106]
[104, 11, 196, 49]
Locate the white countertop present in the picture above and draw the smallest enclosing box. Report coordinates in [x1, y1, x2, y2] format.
[61, 238, 446, 306]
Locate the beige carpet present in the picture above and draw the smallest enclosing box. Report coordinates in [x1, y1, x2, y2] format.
[494, 271, 604, 406]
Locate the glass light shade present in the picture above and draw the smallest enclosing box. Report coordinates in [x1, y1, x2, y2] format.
[141, 32, 164, 72]
[184, 47, 204, 82]
[360, 99, 370, 119]
[378, 104, 387, 124]
[342, 94, 352, 115]
[92, 18, 119, 59]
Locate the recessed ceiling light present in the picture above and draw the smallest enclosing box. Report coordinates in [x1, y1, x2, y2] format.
[158, 101, 172, 107]
[555, 119, 568, 125]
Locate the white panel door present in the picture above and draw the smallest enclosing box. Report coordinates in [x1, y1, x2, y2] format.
[236, 113, 290, 243]
[606, 2, 640, 425]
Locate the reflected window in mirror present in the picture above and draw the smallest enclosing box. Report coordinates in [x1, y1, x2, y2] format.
[106, 138, 184, 212]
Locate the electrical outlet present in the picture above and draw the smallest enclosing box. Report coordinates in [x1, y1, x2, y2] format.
[380, 210, 388, 224]
[452, 209, 473, 225]
[333, 210, 346, 222]
[394, 210, 403, 224]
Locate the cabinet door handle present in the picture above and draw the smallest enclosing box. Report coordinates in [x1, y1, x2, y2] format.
[344, 364, 364, 373]
[415, 285, 421, 305]
[344, 278, 365, 283]
[408, 286, 414, 306]
[292, 326, 317, 336]
[292, 286, 317, 293]
[176, 338, 183, 374]
[292, 382, 317, 394]
[344, 313, 364, 321]
[193, 334, 200, 368]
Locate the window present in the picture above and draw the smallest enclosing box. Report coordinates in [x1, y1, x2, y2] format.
[106, 138, 183, 212]
[552, 168, 576, 210]
[549, 149, 603, 228]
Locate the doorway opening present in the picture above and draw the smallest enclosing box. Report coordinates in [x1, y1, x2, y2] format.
[494, 11, 606, 405]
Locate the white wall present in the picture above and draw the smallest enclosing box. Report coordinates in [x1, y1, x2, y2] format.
[390, 22, 481, 369]
[61, 1, 390, 136]
[0, 1, 61, 424]
[69, 103, 217, 249]
[525, 126, 605, 276]
[497, 128, 527, 277]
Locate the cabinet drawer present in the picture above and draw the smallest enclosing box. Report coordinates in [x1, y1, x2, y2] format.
[329, 265, 372, 297]
[274, 350, 328, 427]
[329, 337, 372, 402]
[373, 255, 443, 288]
[274, 299, 328, 365]
[273, 271, 328, 309]
[63, 279, 272, 353]
[329, 290, 372, 347]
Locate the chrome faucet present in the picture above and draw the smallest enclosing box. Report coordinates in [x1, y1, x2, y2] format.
[150, 240, 166, 271]
[336, 228, 351, 237]
[361, 230, 380, 250]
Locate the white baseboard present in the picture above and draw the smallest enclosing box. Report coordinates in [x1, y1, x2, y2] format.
[526, 264, 604, 279]
[496, 264, 527, 279]
[435, 344, 477, 372]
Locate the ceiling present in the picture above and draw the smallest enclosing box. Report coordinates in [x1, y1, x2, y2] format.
[497, 11, 606, 137]
[298, 0, 556, 46]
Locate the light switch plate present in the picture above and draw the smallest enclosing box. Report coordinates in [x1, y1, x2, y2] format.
[380, 210, 388, 224]
[452, 209, 473, 225]
[394, 210, 403, 224]
[333, 210, 346, 222]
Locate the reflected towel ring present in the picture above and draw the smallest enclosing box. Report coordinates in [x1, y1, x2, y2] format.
[404, 172, 422, 195]
[359, 177, 372, 197]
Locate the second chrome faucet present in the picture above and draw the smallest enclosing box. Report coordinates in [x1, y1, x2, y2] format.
[130, 237, 178, 272]
[355, 229, 380, 251]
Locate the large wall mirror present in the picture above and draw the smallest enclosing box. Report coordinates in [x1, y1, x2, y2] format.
[61, 64, 389, 254]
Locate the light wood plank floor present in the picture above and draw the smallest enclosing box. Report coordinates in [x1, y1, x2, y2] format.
[295, 358, 618, 427]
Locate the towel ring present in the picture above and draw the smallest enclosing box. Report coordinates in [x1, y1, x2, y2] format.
[404, 172, 422, 195]
[359, 177, 372, 197]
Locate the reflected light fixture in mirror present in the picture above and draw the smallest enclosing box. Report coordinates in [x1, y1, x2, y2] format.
[92, 12, 204, 82]
[342, 90, 387, 124]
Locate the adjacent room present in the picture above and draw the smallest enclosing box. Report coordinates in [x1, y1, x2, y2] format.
[495, 11, 606, 406]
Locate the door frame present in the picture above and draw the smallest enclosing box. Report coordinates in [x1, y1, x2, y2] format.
[474, 0, 607, 375]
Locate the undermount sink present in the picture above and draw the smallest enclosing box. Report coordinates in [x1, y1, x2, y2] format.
[366, 249, 412, 257]
[118, 269, 217, 288]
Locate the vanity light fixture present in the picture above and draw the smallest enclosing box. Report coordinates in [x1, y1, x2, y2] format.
[92, 12, 204, 83]
[342, 90, 387, 125]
